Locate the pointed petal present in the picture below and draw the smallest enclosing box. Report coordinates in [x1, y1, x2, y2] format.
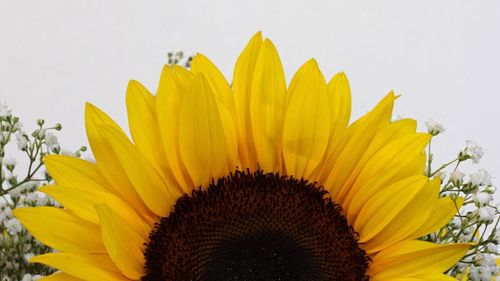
[191, 53, 239, 169]
[156, 65, 191, 192]
[328, 72, 351, 129]
[44, 155, 109, 193]
[250, 39, 287, 172]
[320, 93, 395, 201]
[233, 31, 264, 169]
[409, 196, 464, 238]
[85, 104, 155, 220]
[98, 125, 180, 216]
[126, 80, 169, 173]
[13, 207, 105, 253]
[31, 253, 129, 281]
[39, 185, 151, 238]
[345, 151, 427, 223]
[178, 74, 229, 187]
[369, 240, 470, 278]
[355, 176, 428, 242]
[283, 59, 330, 178]
[363, 178, 441, 253]
[344, 133, 431, 212]
[96, 204, 145, 279]
[318, 72, 352, 179]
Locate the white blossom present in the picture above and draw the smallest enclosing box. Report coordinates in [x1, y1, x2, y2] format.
[425, 119, 445, 135]
[0, 100, 11, 118]
[20, 274, 42, 281]
[15, 130, 28, 150]
[478, 207, 495, 223]
[4, 218, 23, 235]
[23, 253, 34, 263]
[45, 132, 59, 151]
[470, 169, 493, 187]
[434, 170, 446, 182]
[462, 140, 484, 164]
[450, 170, 465, 186]
[60, 149, 77, 157]
[449, 217, 462, 229]
[473, 192, 493, 206]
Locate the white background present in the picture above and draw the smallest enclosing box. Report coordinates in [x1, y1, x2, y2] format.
[1, 1, 499, 188]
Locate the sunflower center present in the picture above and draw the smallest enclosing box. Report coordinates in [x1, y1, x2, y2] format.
[143, 170, 369, 281]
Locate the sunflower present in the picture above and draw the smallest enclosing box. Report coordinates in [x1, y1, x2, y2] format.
[14, 32, 469, 281]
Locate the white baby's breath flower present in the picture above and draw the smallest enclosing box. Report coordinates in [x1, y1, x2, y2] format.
[478, 207, 495, 223]
[461, 140, 484, 164]
[485, 242, 497, 253]
[450, 170, 465, 186]
[23, 253, 34, 263]
[425, 119, 445, 136]
[473, 192, 493, 206]
[60, 149, 77, 157]
[21, 274, 42, 281]
[15, 130, 28, 150]
[45, 132, 59, 151]
[4, 217, 23, 235]
[0, 100, 12, 118]
[469, 265, 492, 281]
[470, 169, 493, 187]
[449, 217, 461, 229]
[434, 171, 446, 182]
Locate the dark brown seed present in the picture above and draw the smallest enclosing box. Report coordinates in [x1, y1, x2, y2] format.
[143, 170, 369, 281]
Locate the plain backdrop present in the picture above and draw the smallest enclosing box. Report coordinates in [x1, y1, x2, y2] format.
[1, 1, 499, 193]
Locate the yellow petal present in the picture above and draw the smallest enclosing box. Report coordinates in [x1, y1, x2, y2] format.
[328, 72, 351, 130]
[283, 59, 330, 178]
[85, 103, 155, 219]
[250, 39, 287, 172]
[233, 31, 264, 169]
[126, 80, 169, 173]
[343, 133, 430, 210]
[191, 53, 239, 169]
[156, 65, 191, 192]
[39, 272, 84, 281]
[31, 253, 129, 281]
[98, 125, 180, 217]
[369, 240, 470, 278]
[44, 155, 108, 193]
[321, 92, 395, 201]
[172, 64, 194, 87]
[178, 74, 229, 187]
[355, 176, 428, 242]
[345, 151, 427, 223]
[319, 72, 351, 178]
[363, 178, 441, 253]
[39, 185, 152, 238]
[13, 207, 105, 253]
[409, 196, 464, 238]
[96, 204, 145, 280]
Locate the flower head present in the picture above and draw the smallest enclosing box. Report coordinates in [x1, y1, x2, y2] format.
[13, 33, 469, 281]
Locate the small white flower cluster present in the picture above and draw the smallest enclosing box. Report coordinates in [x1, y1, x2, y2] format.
[456, 253, 500, 281]
[0, 185, 57, 279]
[424, 120, 499, 280]
[0, 100, 86, 279]
[460, 140, 485, 164]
